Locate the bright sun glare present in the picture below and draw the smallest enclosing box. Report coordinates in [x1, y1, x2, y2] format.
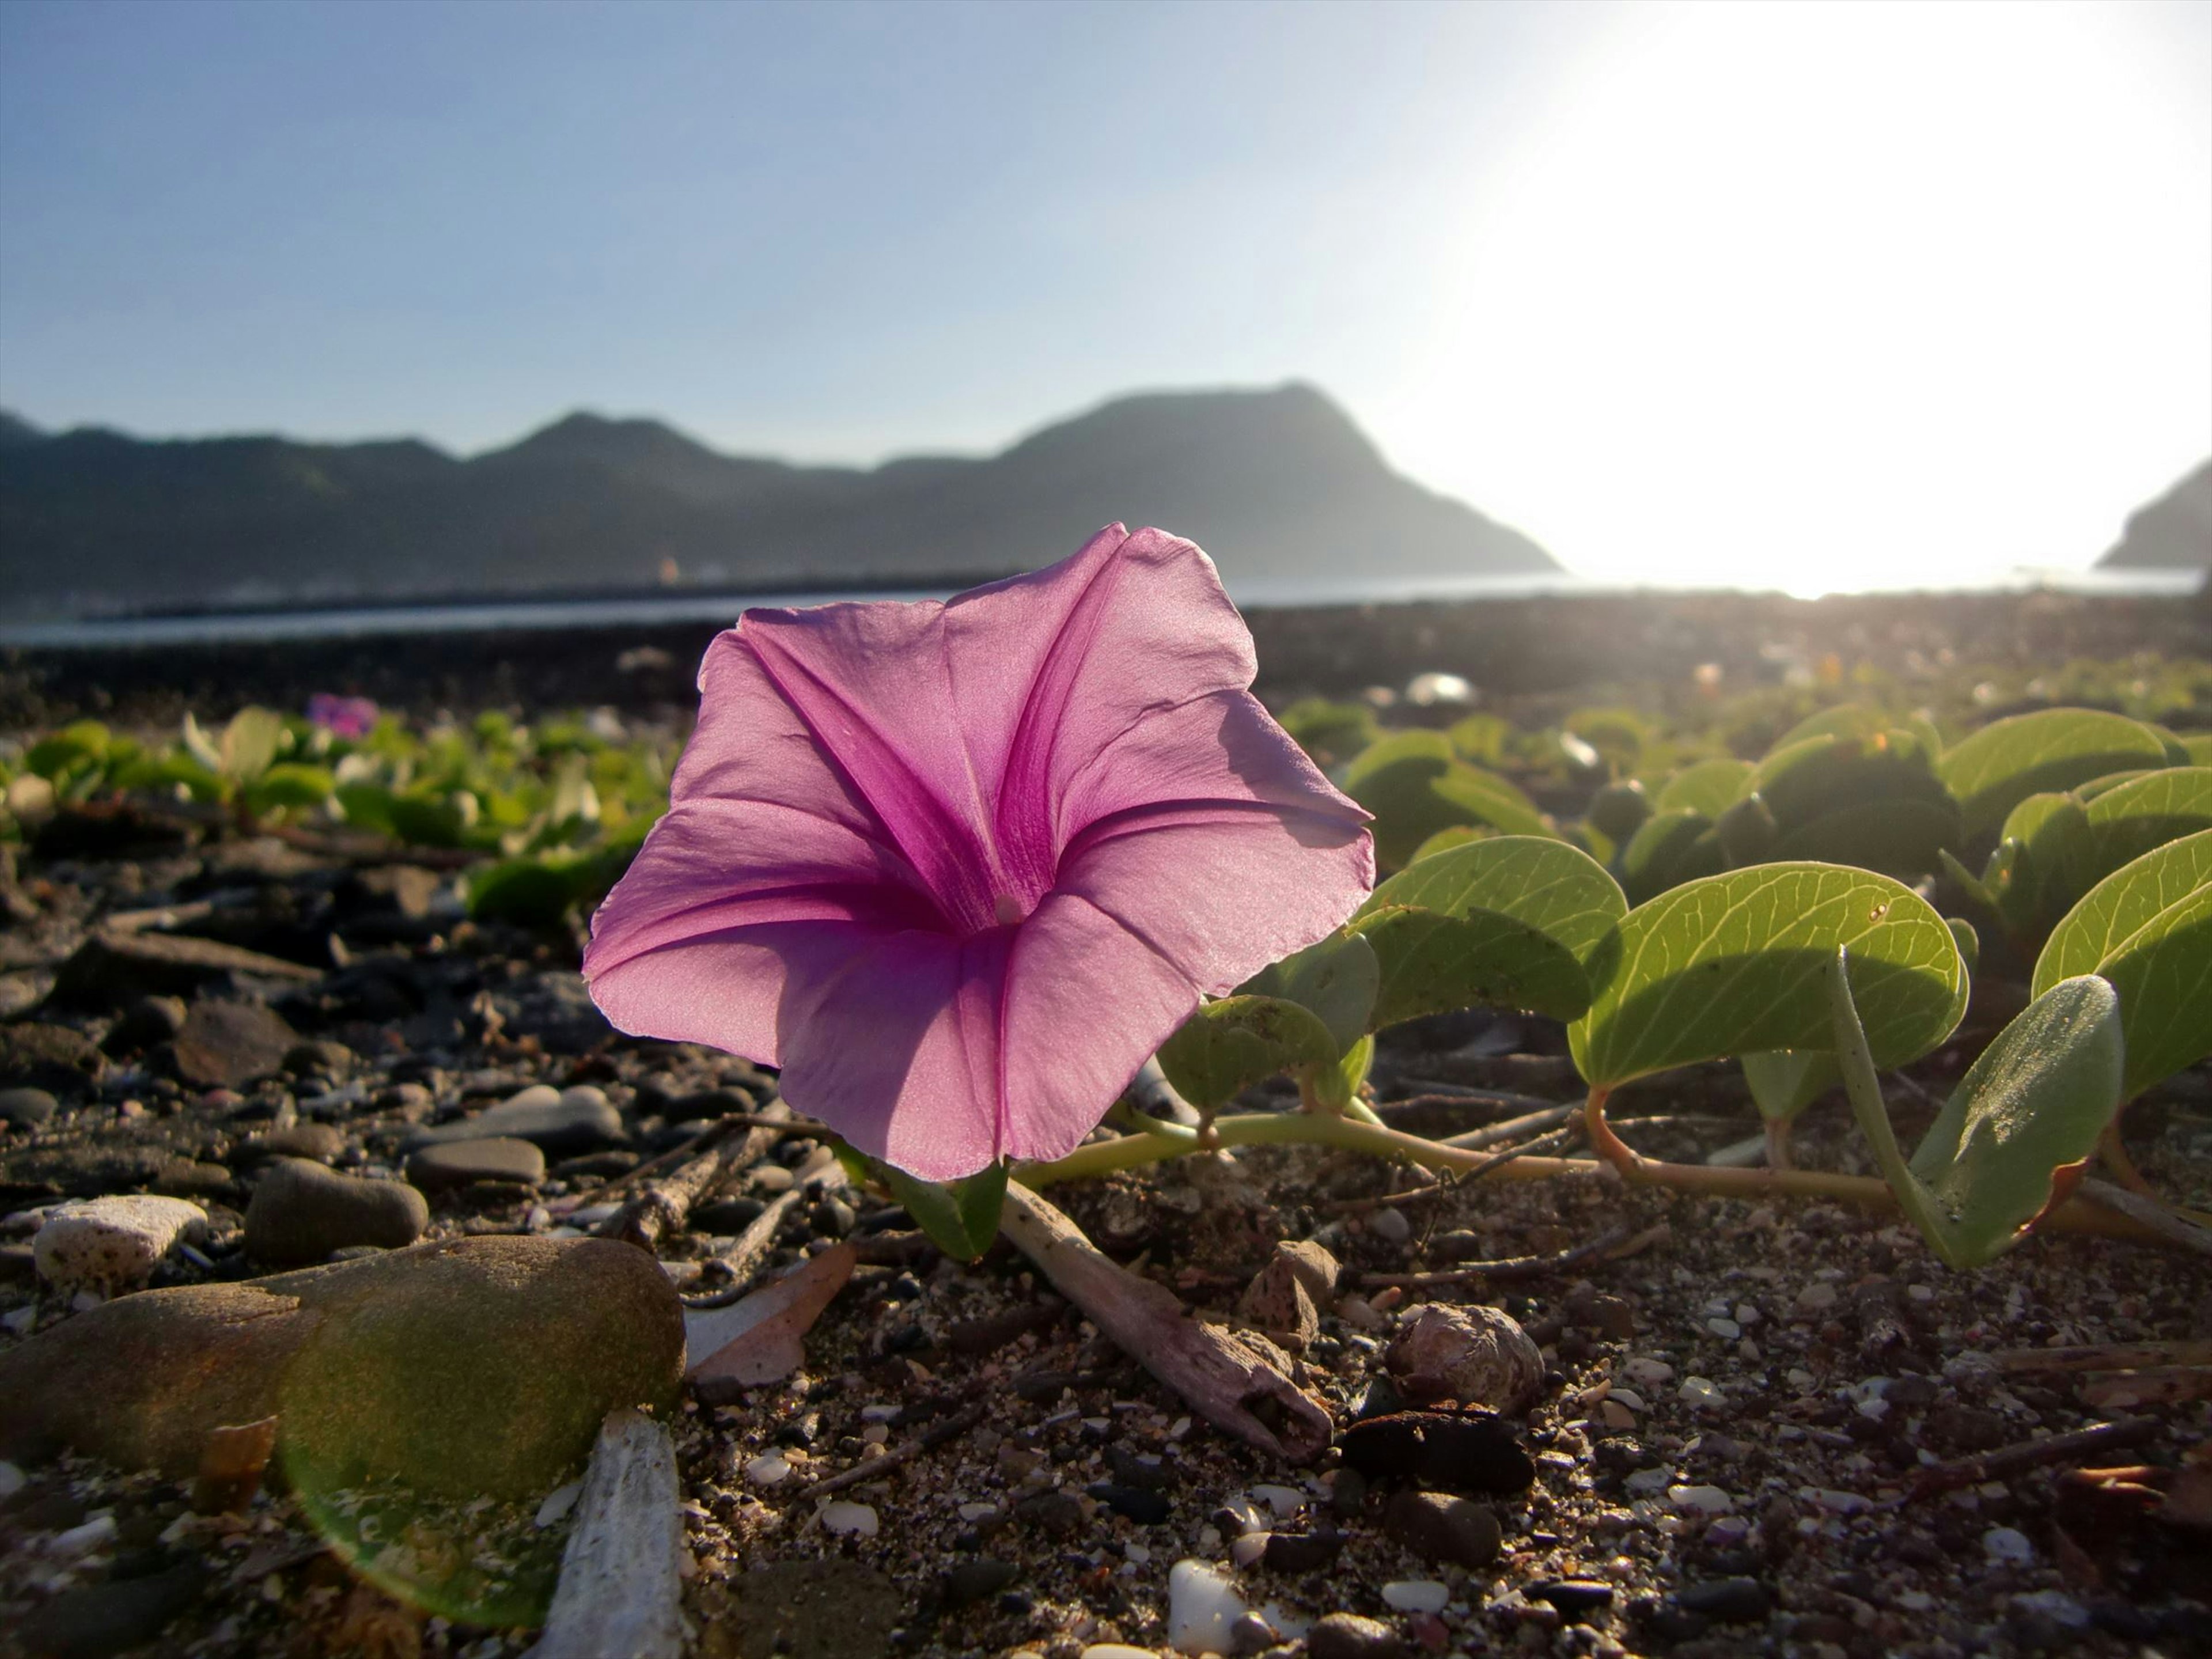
[1377, 1, 2211, 596]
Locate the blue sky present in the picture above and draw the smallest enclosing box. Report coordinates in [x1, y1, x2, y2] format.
[2, 0, 2207, 589]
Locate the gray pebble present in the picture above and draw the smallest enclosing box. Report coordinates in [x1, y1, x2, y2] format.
[1679, 1577, 1773, 1622]
[405, 1136, 547, 1191]
[1306, 1612, 1410, 1659]
[1385, 1487, 1501, 1567]
[245, 1157, 427, 1266]
[0, 1086, 58, 1129]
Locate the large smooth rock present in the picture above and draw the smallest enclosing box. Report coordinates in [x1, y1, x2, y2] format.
[33, 1195, 208, 1294]
[243, 1158, 427, 1266]
[0, 1236, 684, 1497]
[0, 1086, 59, 1130]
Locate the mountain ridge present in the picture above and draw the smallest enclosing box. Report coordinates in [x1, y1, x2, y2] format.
[0, 384, 1558, 616]
[2096, 458, 2212, 571]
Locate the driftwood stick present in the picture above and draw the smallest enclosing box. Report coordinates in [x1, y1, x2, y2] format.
[527, 1410, 684, 1659]
[2077, 1178, 2212, 1257]
[598, 1102, 791, 1252]
[1906, 1416, 2160, 1499]
[998, 1183, 1332, 1464]
[1988, 1339, 2212, 1374]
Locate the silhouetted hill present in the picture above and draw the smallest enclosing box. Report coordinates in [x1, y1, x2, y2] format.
[0, 384, 1556, 615]
[2097, 459, 2212, 571]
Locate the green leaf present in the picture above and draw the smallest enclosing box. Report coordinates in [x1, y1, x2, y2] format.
[2066, 767, 2212, 905]
[1741, 1049, 1838, 1123]
[1771, 797, 1962, 882]
[1769, 703, 1942, 756]
[1447, 713, 1511, 766]
[1407, 825, 1488, 865]
[1586, 779, 1652, 840]
[1239, 929, 1380, 1056]
[1987, 791, 2089, 936]
[25, 720, 109, 781]
[1947, 917, 1980, 977]
[1619, 808, 1726, 904]
[1568, 862, 1967, 1089]
[880, 1160, 1008, 1262]
[465, 855, 583, 927]
[1359, 835, 1627, 965]
[2033, 827, 2212, 1100]
[1939, 709, 2171, 844]
[1740, 732, 1959, 878]
[1342, 733, 1551, 868]
[1428, 764, 1553, 839]
[246, 762, 335, 813]
[1833, 956, 2122, 1268]
[1655, 758, 1752, 818]
[221, 706, 285, 784]
[1347, 836, 1626, 1029]
[334, 781, 398, 835]
[1156, 995, 1339, 1111]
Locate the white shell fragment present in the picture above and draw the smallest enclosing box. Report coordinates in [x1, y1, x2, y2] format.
[1166, 1558, 1248, 1655]
[526, 1410, 684, 1659]
[34, 1196, 207, 1294]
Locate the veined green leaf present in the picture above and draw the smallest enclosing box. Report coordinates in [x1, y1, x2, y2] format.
[1238, 928, 1380, 1056]
[2033, 828, 2212, 1100]
[1157, 995, 1338, 1111]
[1619, 808, 1725, 904]
[1656, 758, 1753, 818]
[2065, 767, 2212, 906]
[879, 1161, 1008, 1262]
[221, 706, 285, 784]
[1834, 955, 2121, 1268]
[1940, 709, 2171, 843]
[1429, 765, 1553, 839]
[1350, 904, 1592, 1029]
[1358, 835, 1627, 965]
[1569, 862, 1967, 1089]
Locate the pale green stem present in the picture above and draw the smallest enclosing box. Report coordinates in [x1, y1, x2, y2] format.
[1826, 947, 1965, 1266]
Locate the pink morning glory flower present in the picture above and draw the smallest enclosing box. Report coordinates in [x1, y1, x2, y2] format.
[582, 525, 1374, 1180]
[306, 694, 378, 739]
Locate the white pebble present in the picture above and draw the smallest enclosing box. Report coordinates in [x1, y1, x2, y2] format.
[1166, 1558, 1248, 1656]
[1794, 1282, 1838, 1313]
[33, 1196, 206, 1293]
[1370, 1207, 1412, 1245]
[1124, 1543, 1152, 1565]
[1622, 1357, 1674, 1387]
[1705, 1317, 1741, 1340]
[1983, 1526, 2034, 1565]
[532, 1480, 583, 1528]
[1081, 1646, 1158, 1659]
[1382, 1580, 1450, 1613]
[1249, 1484, 1306, 1520]
[1607, 1387, 1646, 1412]
[2012, 1589, 2088, 1628]
[1624, 1468, 1673, 1495]
[1229, 1531, 1270, 1567]
[1734, 1303, 1762, 1325]
[1666, 1484, 1734, 1515]
[957, 1501, 998, 1521]
[820, 1501, 877, 1537]
[1678, 1376, 1724, 1409]
[51, 1514, 119, 1558]
[744, 1452, 793, 1487]
[1807, 1487, 1869, 1515]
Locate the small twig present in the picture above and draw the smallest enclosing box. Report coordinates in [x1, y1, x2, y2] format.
[1988, 1339, 2212, 1374]
[1438, 1104, 1576, 1150]
[791, 1403, 990, 1499]
[677, 1185, 810, 1309]
[1382, 1087, 1572, 1118]
[2077, 1178, 2212, 1257]
[1906, 1417, 2161, 1500]
[598, 1102, 790, 1253]
[1356, 1221, 1664, 1289]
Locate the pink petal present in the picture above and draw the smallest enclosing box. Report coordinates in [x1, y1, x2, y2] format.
[586, 922, 865, 1071]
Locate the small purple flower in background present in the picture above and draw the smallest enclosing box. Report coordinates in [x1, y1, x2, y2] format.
[307, 694, 378, 740]
[584, 525, 1374, 1180]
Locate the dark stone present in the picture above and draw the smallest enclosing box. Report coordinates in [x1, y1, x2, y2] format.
[233, 1123, 343, 1165]
[1678, 1578, 1773, 1622]
[1529, 1580, 1615, 1619]
[552, 1150, 640, 1181]
[151, 1161, 237, 1200]
[244, 1158, 428, 1266]
[667, 1086, 755, 1124]
[407, 1085, 624, 1156]
[1339, 1407, 1535, 1494]
[1260, 1529, 1344, 1572]
[282, 1039, 355, 1079]
[404, 1137, 547, 1191]
[1106, 1444, 1176, 1490]
[54, 929, 319, 1007]
[171, 1002, 300, 1090]
[1385, 1488, 1501, 1567]
[0, 1024, 105, 1098]
[940, 1559, 1017, 1608]
[1306, 1612, 1410, 1659]
[12, 1560, 203, 1657]
[103, 996, 187, 1055]
[1088, 1483, 1172, 1525]
[1330, 1465, 1368, 1518]
[0, 1086, 59, 1129]
[1013, 1489, 1084, 1535]
[2087, 1600, 2159, 1641]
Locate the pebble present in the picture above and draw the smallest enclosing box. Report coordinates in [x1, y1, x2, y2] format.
[0, 1086, 58, 1128]
[1528, 1580, 1615, 1617]
[1679, 1577, 1772, 1622]
[1794, 1281, 1839, 1313]
[1621, 1356, 1674, 1387]
[104, 994, 188, 1054]
[1339, 1408, 1536, 1494]
[1249, 1483, 1307, 1520]
[1706, 1317, 1742, 1339]
[1806, 1488, 1869, 1516]
[744, 1451, 793, 1487]
[411, 1084, 625, 1155]
[1385, 1488, 1501, 1566]
[1607, 1387, 1646, 1412]
[233, 1122, 344, 1165]
[1983, 1525, 2035, 1565]
[1668, 1484, 1734, 1514]
[1678, 1376, 1725, 1409]
[1261, 1531, 1344, 1573]
[2012, 1590, 2089, 1630]
[1370, 1207, 1412, 1245]
[404, 1135, 547, 1190]
[1624, 1468, 1673, 1495]
[33, 1195, 206, 1293]
[944, 1559, 1018, 1607]
[1229, 1531, 1270, 1568]
[1306, 1612, 1409, 1659]
[244, 1158, 427, 1266]
[1387, 1303, 1543, 1412]
[1381, 1579, 1450, 1613]
[1080, 1647, 1158, 1659]
[820, 1501, 878, 1537]
[171, 1000, 300, 1089]
[1167, 1559, 1248, 1656]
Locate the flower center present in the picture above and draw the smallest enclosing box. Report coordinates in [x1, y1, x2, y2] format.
[993, 893, 1027, 928]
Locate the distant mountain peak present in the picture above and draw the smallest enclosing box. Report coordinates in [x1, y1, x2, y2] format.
[2098, 458, 2212, 571]
[0, 410, 45, 449]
